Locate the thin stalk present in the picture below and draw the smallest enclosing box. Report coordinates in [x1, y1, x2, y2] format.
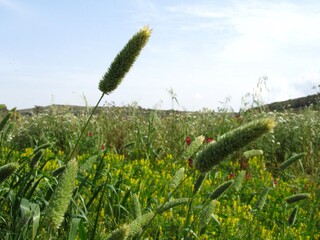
[136, 169, 196, 239]
[181, 195, 195, 239]
[91, 183, 106, 240]
[67, 93, 105, 162]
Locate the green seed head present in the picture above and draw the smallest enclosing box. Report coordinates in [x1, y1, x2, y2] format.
[0, 162, 19, 185]
[209, 180, 234, 200]
[279, 152, 307, 172]
[286, 193, 310, 204]
[99, 26, 152, 95]
[169, 167, 185, 189]
[200, 200, 218, 229]
[193, 118, 275, 173]
[288, 207, 299, 226]
[106, 224, 129, 240]
[233, 170, 247, 192]
[193, 173, 207, 194]
[45, 159, 78, 229]
[182, 135, 205, 161]
[255, 187, 270, 210]
[128, 212, 155, 238]
[157, 198, 189, 214]
[243, 149, 264, 159]
[132, 193, 142, 219]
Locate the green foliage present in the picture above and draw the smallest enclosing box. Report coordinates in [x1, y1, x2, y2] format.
[1, 26, 319, 239]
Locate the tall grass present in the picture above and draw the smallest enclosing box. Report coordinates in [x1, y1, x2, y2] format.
[0, 26, 319, 239]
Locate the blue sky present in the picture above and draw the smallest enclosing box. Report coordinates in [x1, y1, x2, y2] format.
[1, 0, 320, 111]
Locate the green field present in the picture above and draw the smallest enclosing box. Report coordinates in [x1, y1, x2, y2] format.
[0, 103, 319, 239]
[0, 26, 319, 239]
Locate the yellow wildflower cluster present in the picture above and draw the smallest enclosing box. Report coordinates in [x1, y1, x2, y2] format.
[20, 147, 34, 158]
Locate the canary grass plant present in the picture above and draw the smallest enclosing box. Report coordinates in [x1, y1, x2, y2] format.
[0, 26, 319, 239]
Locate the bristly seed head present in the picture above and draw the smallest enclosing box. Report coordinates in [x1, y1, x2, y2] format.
[193, 117, 276, 173]
[99, 26, 152, 95]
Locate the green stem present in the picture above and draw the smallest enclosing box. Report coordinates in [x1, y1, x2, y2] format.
[181, 195, 195, 239]
[67, 93, 105, 162]
[136, 169, 196, 239]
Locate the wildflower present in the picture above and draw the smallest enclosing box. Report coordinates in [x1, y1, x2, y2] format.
[228, 173, 235, 179]
[185, 136, 192, 145]
[273, 178, 278, 188]
[101, 144, 106, 151]
[239, 157, 249, 170]
[206, 137, 214, 143]
[188, 158, 193, 167]
[88, 132, 93, 138]
[245, 172, 251, 180]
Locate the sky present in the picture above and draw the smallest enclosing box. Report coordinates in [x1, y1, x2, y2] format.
[1, 0, 320, 111]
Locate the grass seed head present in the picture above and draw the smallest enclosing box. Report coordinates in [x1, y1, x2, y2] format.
[128, 212, 155, 238]
[193, 173, 207, 194]
[157, 198, 189, 214]
[233, 170, 247, 192]
[279, 152, 307, 172]
[286, 193, 310, 204]
[209, 180, 234, 200]
[132, 193, 142, 219]
[200, 200, 218, 229]
[106, 224, 129, 240]
[255, 187, 270, 210]
[99, 26, 152, 95]
[193, 117, 276, 173]
[288, 206, 299, 226]
[169, 167, 185, 189]
[44, 159, 78, 229]
[0, 162, 19, 185]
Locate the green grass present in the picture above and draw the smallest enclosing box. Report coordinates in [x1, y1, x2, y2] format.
[0, 26, 319, 239]
[0, 106, 319, 239]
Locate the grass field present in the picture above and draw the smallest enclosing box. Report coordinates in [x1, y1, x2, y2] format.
[0, 26, 319, 239]
[0, 103, 319, 239]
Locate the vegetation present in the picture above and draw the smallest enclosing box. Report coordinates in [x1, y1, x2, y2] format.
[0, 26, 319, 239]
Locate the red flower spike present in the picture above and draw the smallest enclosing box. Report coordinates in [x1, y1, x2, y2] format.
[185, 136, 192, 146]
[206, 137, 214, 143]
[273, 178, 278, 187]
[228, 173, 235, 179]
[245, 172, 251, 180]
[101, 144, 105, 151]
[89, 132, 93, 138]
[188, 158, 193, 167]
